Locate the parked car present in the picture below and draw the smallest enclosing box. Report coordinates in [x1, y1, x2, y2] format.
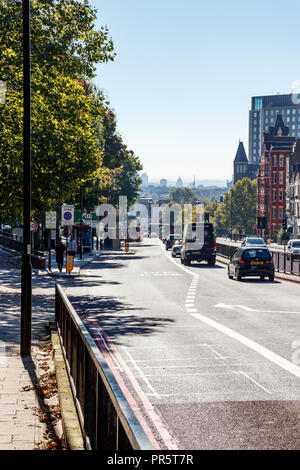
[241, 237, 266, 247]
[287, 239, 300, 259]
[228, 246, 274, 281]
[171, 243, 182, 257]
[181, 222, 216, 266]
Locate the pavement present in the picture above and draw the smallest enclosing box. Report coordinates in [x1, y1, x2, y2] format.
[0, 247, 96, 450]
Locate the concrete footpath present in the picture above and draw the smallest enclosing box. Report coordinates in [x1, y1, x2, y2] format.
[0, 248, 95, 450]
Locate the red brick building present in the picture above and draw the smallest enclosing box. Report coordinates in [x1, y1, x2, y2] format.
[257, 115, 296, 239]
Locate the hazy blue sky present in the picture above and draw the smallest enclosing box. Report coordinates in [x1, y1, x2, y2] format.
[91, 0, 300, 182]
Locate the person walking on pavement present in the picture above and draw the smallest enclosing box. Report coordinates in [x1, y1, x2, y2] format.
[67, 237, 77, 256]
[55, 237, 66, 272]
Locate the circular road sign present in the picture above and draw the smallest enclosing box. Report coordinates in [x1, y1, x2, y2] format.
[63, 211, 72, 221]
[30, 220, 38, 232]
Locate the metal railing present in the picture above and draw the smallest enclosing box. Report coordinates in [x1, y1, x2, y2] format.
[216, 241, 300, 276]
[55, 284, 154, 450]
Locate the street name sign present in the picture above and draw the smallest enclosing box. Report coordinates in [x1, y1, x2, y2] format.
[45, 211, 57, 229]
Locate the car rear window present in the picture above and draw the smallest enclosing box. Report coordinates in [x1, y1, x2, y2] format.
[247, 238, 265, 244]
[242, 249, 271, 261]
[291, 241, 300, 248]
[186, 223, 213, 242]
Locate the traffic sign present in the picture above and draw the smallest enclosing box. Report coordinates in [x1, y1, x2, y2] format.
[45, 211, 56, 229]
[61, 205, 74, 226]
[30, 220, 38, 232]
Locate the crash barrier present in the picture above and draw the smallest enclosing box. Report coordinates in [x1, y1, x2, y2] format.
[216, 241, 300, 276]
[0, 234, 46, 269]
[55, 284, 154, 450]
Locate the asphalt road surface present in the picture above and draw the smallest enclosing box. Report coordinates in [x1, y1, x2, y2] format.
[1, 243, 300, 450]
[62, 239, 300, 450]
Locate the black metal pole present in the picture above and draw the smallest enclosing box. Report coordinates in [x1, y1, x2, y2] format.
[21, 0, 32, 356]
[80, 186, 83, 259]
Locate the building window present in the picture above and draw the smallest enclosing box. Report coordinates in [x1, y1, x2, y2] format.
[287, 117, 290, 123]
[273, 208, 277, 219]
[273, 190, 277, 201]
[273, 173, 277, 184]
[292, 116, 296, 122]
[292, 124, 296, 130]
[265, 110, 269, 115]
[253, 141, 256, 147]
[279, 172, 283, 184]
[279, 207, 283, 219]
[265, 118, 269, 124]
[254, 97, 263, 110]
[293, 109, 296, 114]
[287, 109, 291, 115]
[280, 156, 284, 167]
[253, 149, 257, 155]
[273, 155, 277, 167]
[279, 190, 283, 201]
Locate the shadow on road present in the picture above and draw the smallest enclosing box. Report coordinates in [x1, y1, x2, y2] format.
[68, 294, 175, 345]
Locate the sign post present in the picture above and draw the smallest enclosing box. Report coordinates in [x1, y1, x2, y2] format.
[61, 205, 74, 226]
[45, 211, 56, 271]
[21, 0, 32, 357]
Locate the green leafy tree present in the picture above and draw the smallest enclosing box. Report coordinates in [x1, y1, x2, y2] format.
[215, 178, 257, 235]
[169, 187, 198, 205]
[0, 0, 115, 219]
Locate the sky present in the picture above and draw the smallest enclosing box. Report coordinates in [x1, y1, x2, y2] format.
[91, 0, 300, 183]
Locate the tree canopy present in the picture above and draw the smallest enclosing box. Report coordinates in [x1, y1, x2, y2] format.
[215, 178, 257, 235]
[1, 0, 142, 221]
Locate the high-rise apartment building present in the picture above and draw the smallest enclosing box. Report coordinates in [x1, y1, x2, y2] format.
[249, 93, 300, 164]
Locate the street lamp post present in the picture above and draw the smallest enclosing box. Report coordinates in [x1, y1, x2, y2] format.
[20, 0, 32, 356]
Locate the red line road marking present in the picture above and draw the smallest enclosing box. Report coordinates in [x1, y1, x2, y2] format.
[80, 313, 178, 450]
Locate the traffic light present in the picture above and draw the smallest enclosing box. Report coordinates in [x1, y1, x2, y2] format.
[282, 216, 287, 231]
[204, 212, 209, 223]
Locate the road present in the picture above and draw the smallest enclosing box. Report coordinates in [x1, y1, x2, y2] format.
[63, 238, 300, 450]
[1, 243, 300, 450]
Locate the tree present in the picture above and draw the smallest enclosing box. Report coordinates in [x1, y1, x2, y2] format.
[169, 187, 198, 205]
[74, 107, 143, 210]
[0, 0, 115, 219]
[215, 178, 257, 236]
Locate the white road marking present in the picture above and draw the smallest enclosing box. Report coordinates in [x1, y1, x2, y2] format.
[157, 239, 197, 276]
[205, 344, 225, 360]
[191, 313, 300, 379]
[215, 302, 300, 314]
[187, 308, 198, 313]
[236, 370, 272, 395]
[122, 347, 160, 398]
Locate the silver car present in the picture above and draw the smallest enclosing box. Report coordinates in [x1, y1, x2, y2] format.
[241, 237, 266, 247]
[287, 239, 300, 259]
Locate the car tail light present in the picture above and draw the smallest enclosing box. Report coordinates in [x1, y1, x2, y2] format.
[213, 241, 216, 250]
[266, 259, 274, 265]
[238, 257, 245, 265]
[185, 242, 189, 250]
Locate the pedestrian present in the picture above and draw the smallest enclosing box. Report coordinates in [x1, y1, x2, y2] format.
[67, 237, 77, 256]
[55, 237, 66, 272]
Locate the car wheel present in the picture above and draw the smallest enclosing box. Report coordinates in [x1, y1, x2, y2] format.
[228, 267, 233, 279]
[185, 259, 191, 266]
[269, 274, 275, 282]
[235, 269, 242, 281]
[180, 257, 184, 264]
